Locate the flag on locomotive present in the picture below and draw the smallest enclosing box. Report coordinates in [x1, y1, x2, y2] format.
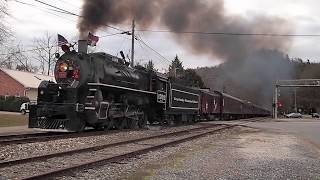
[57, 34, 68, 47]
[88, 32, 99, 46]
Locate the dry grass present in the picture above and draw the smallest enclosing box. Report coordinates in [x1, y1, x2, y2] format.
[0, 114, 28, 127]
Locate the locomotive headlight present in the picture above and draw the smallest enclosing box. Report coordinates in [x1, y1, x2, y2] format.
[59, 63, 68, 72]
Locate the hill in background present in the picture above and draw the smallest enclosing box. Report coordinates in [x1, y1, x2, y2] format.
[196, 49, 320, 113]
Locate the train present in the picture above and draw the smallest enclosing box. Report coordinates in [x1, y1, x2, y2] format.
[29, 40, 270, 132]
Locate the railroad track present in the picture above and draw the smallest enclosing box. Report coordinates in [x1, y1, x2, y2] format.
[0, 117, 266, 146]
[0, 129, 138, 146]
[0, 121, 256, 180]
[0, 132, 68, 146]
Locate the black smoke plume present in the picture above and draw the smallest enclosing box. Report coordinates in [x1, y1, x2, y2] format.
[79, 0, 292, 61]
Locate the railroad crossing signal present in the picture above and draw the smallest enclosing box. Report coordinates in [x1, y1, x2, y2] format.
[274, 79, 320, 119]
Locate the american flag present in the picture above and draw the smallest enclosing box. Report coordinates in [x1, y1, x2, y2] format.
[88, 32, 99, 46]
[58, 34, 68, 47]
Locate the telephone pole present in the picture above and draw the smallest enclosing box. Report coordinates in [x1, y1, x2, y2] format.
[131, 19, 135, 67]
[294, 88, 297, 112]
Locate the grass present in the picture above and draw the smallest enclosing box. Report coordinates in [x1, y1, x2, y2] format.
[0, 114, 28, 127]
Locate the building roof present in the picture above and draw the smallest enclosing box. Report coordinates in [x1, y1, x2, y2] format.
[1, 68, 56, 89]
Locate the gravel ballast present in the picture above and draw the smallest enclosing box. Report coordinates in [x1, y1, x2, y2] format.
[0, 124, 222, 179]
[0, 124, 208, 162]
[64, 127, 320, 179]
[2, 122, 320, 179]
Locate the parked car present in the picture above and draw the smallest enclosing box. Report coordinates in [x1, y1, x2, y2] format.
[312, 113, 320, 118]
[285, 113, 302, 118]
[20, 102, 30, 115]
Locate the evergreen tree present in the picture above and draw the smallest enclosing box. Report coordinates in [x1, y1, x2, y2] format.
[169, 55, 184, 77]
[145, 60, 155, 71]
[184, 69, 205, 88]
[168, 55, 204, 88]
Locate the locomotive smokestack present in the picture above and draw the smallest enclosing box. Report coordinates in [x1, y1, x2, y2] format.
[78, 40, 88, 54]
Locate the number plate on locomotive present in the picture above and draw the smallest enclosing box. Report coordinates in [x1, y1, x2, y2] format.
[157, 91, 166, 104]
[58, 72, 67, 78]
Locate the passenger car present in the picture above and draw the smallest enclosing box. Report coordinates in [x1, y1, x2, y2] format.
[285, 113, 302, 118]
[312, 113, 320, 118]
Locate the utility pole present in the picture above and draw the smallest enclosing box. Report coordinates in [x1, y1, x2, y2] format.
[274, 85, 278, 119]
[131, 19, 135, 67]
[294, 88, 297, 112]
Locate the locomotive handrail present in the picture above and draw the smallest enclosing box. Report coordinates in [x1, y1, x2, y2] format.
[88, 83, 157, 95]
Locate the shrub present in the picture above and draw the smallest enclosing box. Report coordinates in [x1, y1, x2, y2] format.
[0, 96, 30, 112]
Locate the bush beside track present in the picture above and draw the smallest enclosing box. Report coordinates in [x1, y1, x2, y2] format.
[0, 96, 29, 112]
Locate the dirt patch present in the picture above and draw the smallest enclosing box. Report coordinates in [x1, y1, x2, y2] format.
[237, 132, 298, 160]
[0, 114, 28, 127]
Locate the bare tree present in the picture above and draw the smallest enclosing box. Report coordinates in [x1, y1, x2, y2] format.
[0, 1, 38, 73]
[33, 32, 59, 75]
[0, 43, 38, 72]
[0, 0, 10, 45]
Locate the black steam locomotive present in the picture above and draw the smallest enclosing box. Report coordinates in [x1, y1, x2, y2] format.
[29, 40, 269, 132]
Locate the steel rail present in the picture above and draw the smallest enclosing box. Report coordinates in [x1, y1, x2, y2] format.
[0, 124, 223, 168]
[20, 124, 242, 180]
[21, 125, 233, 179]
[0, 129, 137, 146]
[0, 132, 50, 140]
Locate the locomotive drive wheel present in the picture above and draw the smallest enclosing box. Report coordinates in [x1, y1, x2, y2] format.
[125, 106, 139, 129]
[127, 117, 138, 129]
[114, 118, 127, 130]
[66, 113, 86, 132]
[138, 110, 148, 128]
[103, 119, 114, 131]
[161, 115, 174, 126]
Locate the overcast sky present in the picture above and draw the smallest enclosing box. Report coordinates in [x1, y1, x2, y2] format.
[6, 0, 320, 70]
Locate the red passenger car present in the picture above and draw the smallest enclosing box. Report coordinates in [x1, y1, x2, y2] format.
[200, 90, 221, 120]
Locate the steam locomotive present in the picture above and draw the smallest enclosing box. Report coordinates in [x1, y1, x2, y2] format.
[29, 40, 270, 132]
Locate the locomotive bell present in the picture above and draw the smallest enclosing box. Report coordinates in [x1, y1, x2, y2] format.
[78, 40, 88, 53]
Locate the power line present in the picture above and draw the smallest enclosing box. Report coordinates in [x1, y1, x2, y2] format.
[15, 1, 79, 25]
[137, 29, 320, 37]
[136, 39, 152, 61]
[136, 34, 171, 64]
[13, 0, 129, 37]
[12, 0, 126, 32]
[100, 32, 129, 38]
[33, 0, 126, 32]
[136, 37, 170, 66]
[12, 0, 320, 38]
[0, 46, 56, 56]
[11, 0, 78, 23]
[8, 0, 131, 51]
[0, 31, 131, 57]
[33, 0, 79, 17]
